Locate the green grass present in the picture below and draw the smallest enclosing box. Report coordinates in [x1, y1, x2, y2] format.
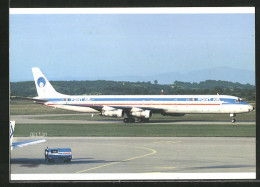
[13, 123, 255, 137]
[10, 99, 79, 115]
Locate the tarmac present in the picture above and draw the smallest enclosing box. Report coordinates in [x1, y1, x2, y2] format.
[10, 114, 256, 125]
[11, 136, 255, 175]
[10, 114, 256, 180]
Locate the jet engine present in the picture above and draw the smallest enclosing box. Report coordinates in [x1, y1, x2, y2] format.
[101, 106, 124, 118]
[130, 108, 152, 118]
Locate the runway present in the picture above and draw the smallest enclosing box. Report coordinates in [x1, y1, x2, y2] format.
[11, 137, 255, 175]
[10, 114, 255, 125]
[10, 114, 119, 124]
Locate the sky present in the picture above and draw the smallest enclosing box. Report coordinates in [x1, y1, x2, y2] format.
[10, 10, 255, 82]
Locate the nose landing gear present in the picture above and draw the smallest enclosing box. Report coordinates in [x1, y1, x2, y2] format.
[230, 113, 236, 123]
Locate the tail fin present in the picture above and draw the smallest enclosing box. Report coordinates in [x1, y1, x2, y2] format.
[32, 67, 64, 98]
[10, 121, 15, 150]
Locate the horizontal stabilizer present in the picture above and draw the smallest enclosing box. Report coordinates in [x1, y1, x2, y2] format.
[12, 139, 46, 149]
[10, 121, 46, 150]
[11, 96, 48, 103]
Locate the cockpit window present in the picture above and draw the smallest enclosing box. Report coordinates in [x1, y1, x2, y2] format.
[235, 98, 243, 103]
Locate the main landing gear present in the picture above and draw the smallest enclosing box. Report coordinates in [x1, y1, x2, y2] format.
[230, 113, 236, 123]
[123, 117, 135, 123]
[123, 117, 150, 123]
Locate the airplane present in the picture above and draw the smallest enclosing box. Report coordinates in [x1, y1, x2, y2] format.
[10, 121, 46, 150]
[18, 67, 254, 123]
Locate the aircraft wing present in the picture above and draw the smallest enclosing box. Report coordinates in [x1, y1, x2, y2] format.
[12, 139, 46, 149]
[109, 105, 165, 113]
[70, 104, 165, 113]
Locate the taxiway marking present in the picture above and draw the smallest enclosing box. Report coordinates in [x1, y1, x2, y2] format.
[75, 144, 157, 173]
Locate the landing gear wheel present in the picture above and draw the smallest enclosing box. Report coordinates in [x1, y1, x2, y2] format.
[230, 114, 236, 123]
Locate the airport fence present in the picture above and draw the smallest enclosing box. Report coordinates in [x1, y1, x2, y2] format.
[30, 132, 48, 137]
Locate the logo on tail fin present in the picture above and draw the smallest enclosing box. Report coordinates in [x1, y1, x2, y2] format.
[10, 121, 14, 139]
[37, 77, 46, 88]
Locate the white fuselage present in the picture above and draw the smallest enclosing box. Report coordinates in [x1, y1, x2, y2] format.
[39, 94, 253, 114]
[31, 67, 254, 122]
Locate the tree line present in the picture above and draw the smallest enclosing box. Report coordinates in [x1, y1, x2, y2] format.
[10, 80, 255, 101]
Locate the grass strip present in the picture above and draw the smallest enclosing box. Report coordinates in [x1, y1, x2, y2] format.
[13, 123, 255, 137]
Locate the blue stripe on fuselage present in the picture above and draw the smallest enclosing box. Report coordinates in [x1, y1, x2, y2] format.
[221, 98, 249, 105]
[45, 98, 194, 102]
[42, 97, 249, 105]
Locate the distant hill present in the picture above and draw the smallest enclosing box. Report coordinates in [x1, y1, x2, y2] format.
[10, 79, 255, 101]
[153, 67, 255, 85]
[48, 67, 255, 85]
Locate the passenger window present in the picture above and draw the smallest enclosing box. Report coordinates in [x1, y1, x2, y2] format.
[51, 150, 58, 153]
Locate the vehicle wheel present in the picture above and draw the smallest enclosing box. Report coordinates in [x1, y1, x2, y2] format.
[124, 118, 129, 123]
[232, 119, 236, 123]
